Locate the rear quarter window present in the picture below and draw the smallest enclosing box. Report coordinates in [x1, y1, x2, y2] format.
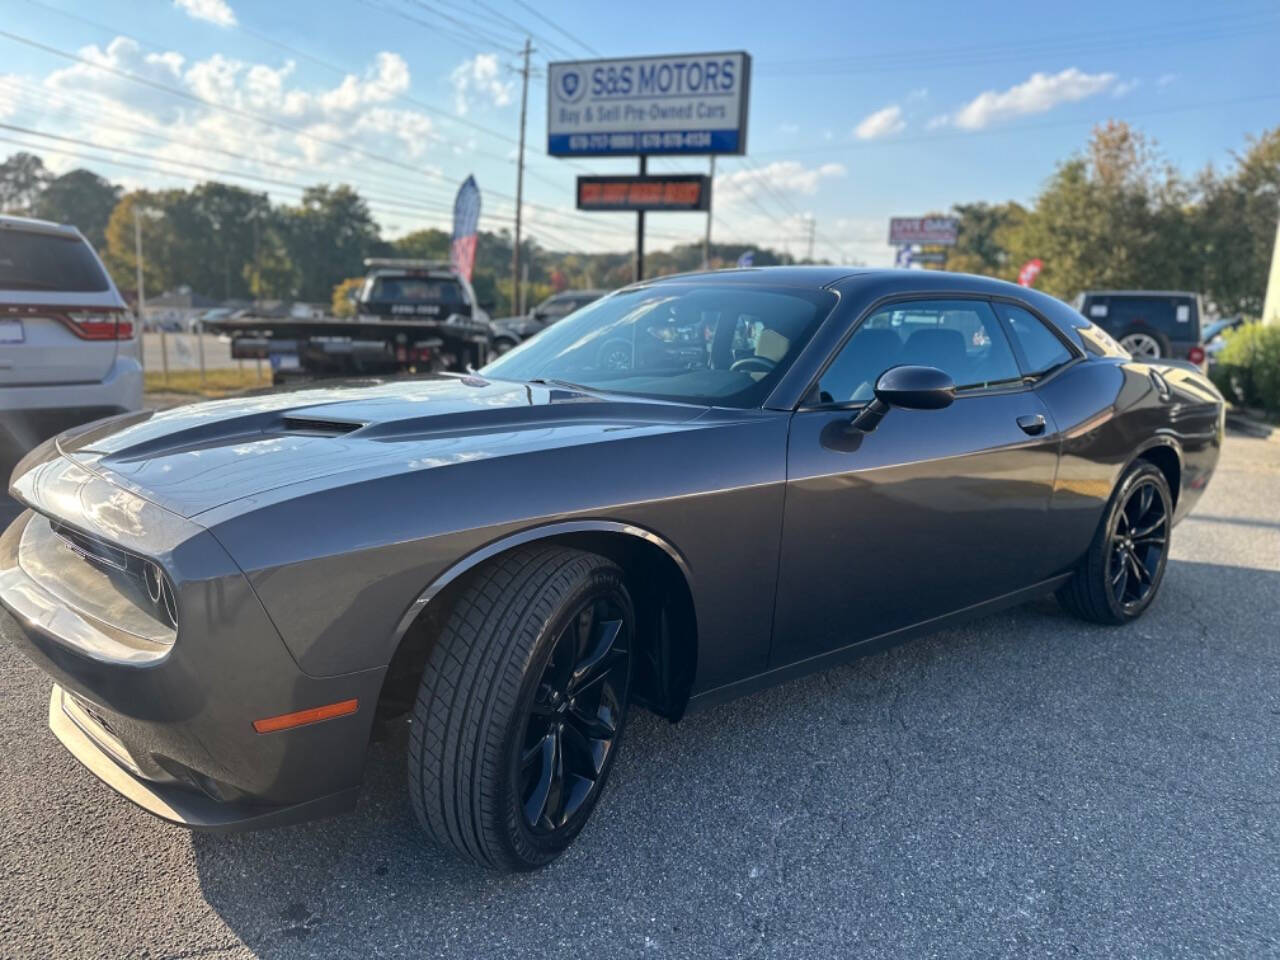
[0, 229, 109, 292]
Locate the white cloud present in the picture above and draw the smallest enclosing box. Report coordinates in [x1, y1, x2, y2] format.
[0, 75, 20, 120]
[1157, 73, 1177, 88]
[174, 0, 237, 28]
[21, 37, 445, 196]
[449, 54, 512, 116]
[941, 68, 1117, 130]
[1113, 78, 1140, 98]
[715, 160, 845, 206]
[906, 87, 928, 102]
[779, 122, 799, 135]
[853, 104, 905, 140]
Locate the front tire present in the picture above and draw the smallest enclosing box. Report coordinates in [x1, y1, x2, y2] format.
[1057, 460, 1173, 625]
[408, 546, 634, 871]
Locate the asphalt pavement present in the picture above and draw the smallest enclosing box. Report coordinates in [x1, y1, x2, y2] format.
[1, 429, 1278, 959]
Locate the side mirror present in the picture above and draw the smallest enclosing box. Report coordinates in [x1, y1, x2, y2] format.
[850, 365, 956, 432]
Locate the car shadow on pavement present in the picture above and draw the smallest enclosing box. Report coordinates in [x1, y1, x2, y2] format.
[189, 557, 1280, 959]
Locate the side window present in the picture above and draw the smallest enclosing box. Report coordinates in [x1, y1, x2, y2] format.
[994, 303, 1074, 376]
[816, 299, 1021, 404]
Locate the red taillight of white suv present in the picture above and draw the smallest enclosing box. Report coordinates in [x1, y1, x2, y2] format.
[62, 311, 135, 340]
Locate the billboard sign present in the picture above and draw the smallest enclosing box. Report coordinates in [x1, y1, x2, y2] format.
[576, 175, 711, 212]
[548, 52, 751, 157]
[888, 217, 959, 247]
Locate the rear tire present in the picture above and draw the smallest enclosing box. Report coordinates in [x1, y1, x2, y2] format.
[408, 546, 634, 871]
[1056, 460, 1172, 625]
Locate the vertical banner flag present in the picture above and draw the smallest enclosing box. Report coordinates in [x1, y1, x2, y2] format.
[1017, 258, 1043, 287]
[895, 245, 913, 268]
[451, 175, 481, 281]
[737, 250, 755, 268]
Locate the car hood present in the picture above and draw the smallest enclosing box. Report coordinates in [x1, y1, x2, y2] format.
[51, 376, 706, 519]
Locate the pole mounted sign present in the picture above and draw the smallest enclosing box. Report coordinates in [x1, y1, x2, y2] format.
[547, 52, 751, 157]
[577, 174, 711, 212]
[888, 217, 960, 247]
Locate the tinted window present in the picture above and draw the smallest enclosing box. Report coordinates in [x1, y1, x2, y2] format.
[370, 276, 467, 306]
[0, 229, 108, 292]
[817, 299, 1020, 403]
[995, 302, 1073, 376]
[482, 283, 836, 408]
[1086, 296, 1196, 336]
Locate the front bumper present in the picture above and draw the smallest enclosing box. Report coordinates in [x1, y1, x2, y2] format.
[48, 684, 360, 831]
[0, 453, 387, 831]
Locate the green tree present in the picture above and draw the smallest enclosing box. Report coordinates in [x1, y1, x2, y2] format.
[282, 185, 384, 302]
[943, 201, 1027, 279]
[1195, 127, 1280, 315]
[1001, 121, 1189, 299]
[0, 152, 48, 215]
[102, 189, 185, 296]
[33, 168, 120, 248]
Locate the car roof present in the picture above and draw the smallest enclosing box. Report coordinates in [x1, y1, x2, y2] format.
[0, 213, 83, 239]
[633, 266, 1067, 300]
[636, 265, 863, 290]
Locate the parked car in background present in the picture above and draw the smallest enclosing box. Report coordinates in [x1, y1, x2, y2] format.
[1, 267, 1223, 872]
[0, 214, 141, 489]
[491, 289, 607, 354]
[1074, 290, 1209, 367]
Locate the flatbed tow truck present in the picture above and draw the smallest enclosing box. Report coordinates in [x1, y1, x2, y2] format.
[207, 259, 493, 384]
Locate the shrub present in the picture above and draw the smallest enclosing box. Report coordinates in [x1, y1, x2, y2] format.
[1212, 324, 1280, 412]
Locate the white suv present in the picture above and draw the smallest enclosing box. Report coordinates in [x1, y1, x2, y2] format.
[0, 215, 142, 494]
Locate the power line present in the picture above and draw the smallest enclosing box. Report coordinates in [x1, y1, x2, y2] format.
[752, 93, 1280, 159]
[471, 0, 576, 61]
[0, 27, 680, 239]
[511, 0, 602, 57]
[758, 8, 1279, 75]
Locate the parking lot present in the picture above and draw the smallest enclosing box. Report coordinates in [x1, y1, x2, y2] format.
[1, 426, 1277, 959]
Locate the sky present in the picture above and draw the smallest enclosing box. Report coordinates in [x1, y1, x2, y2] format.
[0, 0, 1275, 266]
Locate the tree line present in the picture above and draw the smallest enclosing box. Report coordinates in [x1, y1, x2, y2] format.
[0, 151, 797, 316]
[939, 121, 1279, 317]
[2, 119, 1275, 316]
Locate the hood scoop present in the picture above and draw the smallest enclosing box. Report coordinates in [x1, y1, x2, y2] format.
[279, 416, 365, 437]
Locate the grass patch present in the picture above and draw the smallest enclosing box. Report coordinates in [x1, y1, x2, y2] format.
[144, 365, 271, 398]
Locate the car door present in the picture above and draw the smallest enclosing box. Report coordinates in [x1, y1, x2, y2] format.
[770, 297, 1062, 664]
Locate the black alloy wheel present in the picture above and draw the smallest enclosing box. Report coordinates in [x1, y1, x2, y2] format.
[1107, 476, 1169, 613]
[517, 594, 631, 835]
[1057, 460, 1173, 625]
[408, 546, 634, 870]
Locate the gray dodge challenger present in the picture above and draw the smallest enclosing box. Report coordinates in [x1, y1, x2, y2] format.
[1, 267, 1223, 871]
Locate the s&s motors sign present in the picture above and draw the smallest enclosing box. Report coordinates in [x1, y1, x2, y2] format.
[547, 52, 751, 157]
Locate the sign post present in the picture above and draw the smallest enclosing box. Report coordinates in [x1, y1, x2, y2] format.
[547, 52, 751, 281]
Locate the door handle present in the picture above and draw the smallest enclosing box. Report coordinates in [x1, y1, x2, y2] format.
[1017, 414, 1047, 436]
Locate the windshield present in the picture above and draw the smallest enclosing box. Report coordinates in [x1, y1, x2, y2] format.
[481, 283, 837, 407]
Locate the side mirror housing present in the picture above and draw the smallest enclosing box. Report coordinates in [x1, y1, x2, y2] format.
[850, 365, 956, 432]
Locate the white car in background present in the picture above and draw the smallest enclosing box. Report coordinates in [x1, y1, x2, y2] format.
[0, 215, 142, 499]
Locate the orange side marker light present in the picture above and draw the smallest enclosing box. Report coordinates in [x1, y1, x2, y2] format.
[253, 698, 359, 734]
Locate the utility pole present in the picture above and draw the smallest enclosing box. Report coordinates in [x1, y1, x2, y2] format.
[702, 156, 715, 270]
[511, 37, 532, 316]
[805, 215, 815, 263]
